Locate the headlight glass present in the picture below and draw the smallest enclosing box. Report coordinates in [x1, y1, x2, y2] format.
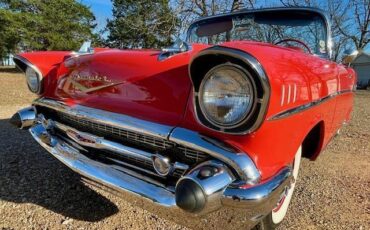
[199, 65, 254, 127]
[25, 67, 40, 93]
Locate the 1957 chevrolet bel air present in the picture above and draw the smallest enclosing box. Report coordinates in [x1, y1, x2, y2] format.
[10, 7, 356, 230]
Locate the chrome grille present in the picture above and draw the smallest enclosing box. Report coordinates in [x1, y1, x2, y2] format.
[105, 154, 187, 178]
[60, 112, 174, 149]
[178, 146, 208, 162]
[37, 106, 210, 175]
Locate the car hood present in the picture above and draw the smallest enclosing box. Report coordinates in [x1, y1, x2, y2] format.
[36, 45, 208, 127]
[18, 41, 313, 128]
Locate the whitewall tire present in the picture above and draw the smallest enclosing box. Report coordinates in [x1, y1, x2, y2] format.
[271, 145, 302, 224]
[253, 146, 302, 230]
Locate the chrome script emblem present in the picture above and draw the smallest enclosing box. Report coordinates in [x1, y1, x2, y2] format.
[66, 129, 98, 148]
[59, 71, 124, 94]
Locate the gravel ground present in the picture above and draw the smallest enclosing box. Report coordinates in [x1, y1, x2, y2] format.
[0, 69, 369, 230]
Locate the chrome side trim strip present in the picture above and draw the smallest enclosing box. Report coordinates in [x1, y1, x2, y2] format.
[169, 128, 261, 184]
[33, 98, 173, 139]
[268, 89, 354, 120]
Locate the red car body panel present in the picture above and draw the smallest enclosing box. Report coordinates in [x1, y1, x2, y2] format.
[16, 41, 356, 180]
[26, 45, 207, 126]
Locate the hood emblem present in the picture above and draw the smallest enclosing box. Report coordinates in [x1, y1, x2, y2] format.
[60, 72, 125, 94]
[66, 129, 98, 147]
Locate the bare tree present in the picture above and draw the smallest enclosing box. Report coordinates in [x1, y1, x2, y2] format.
[279, 0, 357, 62]
[327, 0, 352, 61]
[172, 0, 369, 61]
[171, 0, 255, 37]
[335, 0, 370, 51]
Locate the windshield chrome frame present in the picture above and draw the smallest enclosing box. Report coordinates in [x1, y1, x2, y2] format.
[186, 7, 332, 59]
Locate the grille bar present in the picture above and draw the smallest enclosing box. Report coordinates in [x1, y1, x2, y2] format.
[36, 107, 209, 165]
[60, 112, 174, 150]
[51, 120, 188, 179]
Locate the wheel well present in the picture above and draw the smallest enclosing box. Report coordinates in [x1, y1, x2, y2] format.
[302, 121, 324, 159]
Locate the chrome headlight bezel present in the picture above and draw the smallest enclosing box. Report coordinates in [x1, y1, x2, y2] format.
[13, 56, 43, 95]
[198, 64, 257, 129]
[25, 66, 41, 93]
[190, 47, 271, 135]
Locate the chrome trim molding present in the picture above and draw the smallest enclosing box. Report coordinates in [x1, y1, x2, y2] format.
[14, 106, 37, 129]
[27, 121, 293, 229]
[268, 89, 354, 120]
[33, 98, 173, 139]
[189, 46, 271, 135]
[175, 160, 235, 214]
[13, 55, 44, 94]
[222, 167, 292, 208]
[170, 128, 261, 184]
[34, 98, 261, 184]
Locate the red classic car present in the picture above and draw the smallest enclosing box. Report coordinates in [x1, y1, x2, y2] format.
[10, 7, 356, 230]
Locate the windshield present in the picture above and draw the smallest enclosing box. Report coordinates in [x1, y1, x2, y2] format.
[188, 9, 328, 56]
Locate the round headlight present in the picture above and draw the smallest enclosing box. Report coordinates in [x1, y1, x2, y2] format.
[199, 64, 255, 127]
[25, 67, 40, 93]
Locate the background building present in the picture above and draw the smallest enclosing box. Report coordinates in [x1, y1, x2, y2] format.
[343, 51, 370, 89]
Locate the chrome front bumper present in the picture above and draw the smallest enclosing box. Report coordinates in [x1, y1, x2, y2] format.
[14, 103, 293, 229]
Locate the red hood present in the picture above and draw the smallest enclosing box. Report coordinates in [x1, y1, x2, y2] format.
[17, 41, 320, 128]
[30, 45, 208, 126]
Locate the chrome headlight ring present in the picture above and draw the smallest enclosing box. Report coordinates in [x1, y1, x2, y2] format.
[190, 47, 271, 135]
[25, 66, 41, 93]
[198, 64, 258, 129]
[14, 56, 43, 94]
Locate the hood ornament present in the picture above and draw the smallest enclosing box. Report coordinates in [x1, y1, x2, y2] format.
[158, 39, 191, 61]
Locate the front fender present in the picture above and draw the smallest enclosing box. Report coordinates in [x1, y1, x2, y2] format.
[14, 51, 71, 95]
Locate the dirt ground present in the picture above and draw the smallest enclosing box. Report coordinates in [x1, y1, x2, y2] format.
[0, 69, 369, 230]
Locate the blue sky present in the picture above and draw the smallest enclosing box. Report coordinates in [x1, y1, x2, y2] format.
[81, 0, 113, 31]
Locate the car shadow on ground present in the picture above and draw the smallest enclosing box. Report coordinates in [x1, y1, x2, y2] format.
[0, 118, 119, 221]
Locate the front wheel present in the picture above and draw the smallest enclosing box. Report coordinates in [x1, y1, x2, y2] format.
[253, 146, 302, 230]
